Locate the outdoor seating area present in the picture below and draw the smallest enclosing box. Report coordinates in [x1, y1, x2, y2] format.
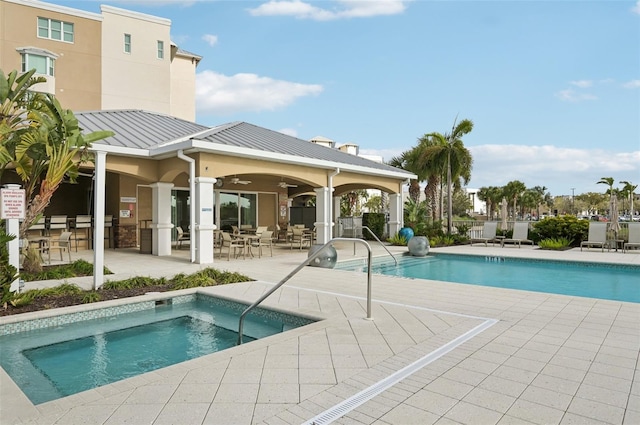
[26, 215, 115, 251]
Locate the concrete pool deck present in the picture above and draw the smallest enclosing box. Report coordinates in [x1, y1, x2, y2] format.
[1, 242, 639, 424]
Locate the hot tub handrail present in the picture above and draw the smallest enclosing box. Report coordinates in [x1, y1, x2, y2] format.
[361, 226, 397, 266]
[237, 238, 373, 345]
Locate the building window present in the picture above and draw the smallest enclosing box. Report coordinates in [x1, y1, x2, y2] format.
[37, 17, 74, 43]
[21, 53, 55, 77]
[157, 40, 164, 59]
[124, 34, 131, 53]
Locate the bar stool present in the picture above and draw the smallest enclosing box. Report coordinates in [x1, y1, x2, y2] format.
[71, 215, 92, 251]
[104, 215, 114, 248]
[48, 215, 68, 237]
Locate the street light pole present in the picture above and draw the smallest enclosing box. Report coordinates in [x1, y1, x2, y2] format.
[571, 188, 575, 216]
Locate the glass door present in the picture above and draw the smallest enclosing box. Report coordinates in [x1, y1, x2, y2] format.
[171, 189, 190, 241]
[219, 192, 257, 232]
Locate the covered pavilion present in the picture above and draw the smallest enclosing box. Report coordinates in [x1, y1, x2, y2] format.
[67, 110, 415, 287]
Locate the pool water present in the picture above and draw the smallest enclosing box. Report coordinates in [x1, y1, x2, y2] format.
[337, 254, 640, 303]
[0, 296, 314, 404]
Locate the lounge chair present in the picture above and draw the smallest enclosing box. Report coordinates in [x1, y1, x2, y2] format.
[470, 222, 498, 246]
[501, 222, 534, 248]
[623, 223, 640, 253]
[580, 222, 608, 251]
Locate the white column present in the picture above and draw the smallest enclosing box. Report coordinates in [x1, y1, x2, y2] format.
[195, 177, 216, 264]
[389, 193, 403, 236]
[333, 196, 341, 237]
[150, 182, 174, 256]
[314, 187, 330, 244]
[92, 151, 106, 289]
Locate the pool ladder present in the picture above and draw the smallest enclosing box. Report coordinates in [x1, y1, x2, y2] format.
[237, 236, 395, 345]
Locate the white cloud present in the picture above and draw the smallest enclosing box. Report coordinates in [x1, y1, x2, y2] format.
[554, 89, 597, 102]
[248, 0, 408, 21]
[466, 145, 639, 195]
[622, 79, 640, 89]
[195, 70, 323, 115]
[278, 128, 299, 137]
[364, 144, 639, 195]
[570, 80, 593, 88]
[202, 34, 218, 47]
[632, 0, 640, 14]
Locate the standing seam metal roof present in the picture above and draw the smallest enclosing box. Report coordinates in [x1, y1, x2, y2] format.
[76, 110, 412, 175]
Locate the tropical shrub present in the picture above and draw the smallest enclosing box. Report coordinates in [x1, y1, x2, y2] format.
[362, 213, 385, 240]
[387, 233, 408, 246]
[533, 216, 588, 246]
[538, 237, 572, 250]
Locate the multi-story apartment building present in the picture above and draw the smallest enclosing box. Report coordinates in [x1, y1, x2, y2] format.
[0, 0, 201, 120]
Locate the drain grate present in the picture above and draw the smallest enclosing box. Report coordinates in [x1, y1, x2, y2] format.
[302, 319, 497, 425]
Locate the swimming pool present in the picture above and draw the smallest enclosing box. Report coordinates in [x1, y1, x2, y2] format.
[337, 254, 640, 303]
[0, 294, 315, 404]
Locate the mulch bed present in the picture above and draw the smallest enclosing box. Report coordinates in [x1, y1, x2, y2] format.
[1, 284, 175, 317]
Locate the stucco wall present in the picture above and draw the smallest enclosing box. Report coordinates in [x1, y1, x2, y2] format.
[0, 0, 102, 110]
[101, 5, 171, 114]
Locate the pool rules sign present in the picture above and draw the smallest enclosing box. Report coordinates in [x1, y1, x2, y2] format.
[1, 186, 26, 219]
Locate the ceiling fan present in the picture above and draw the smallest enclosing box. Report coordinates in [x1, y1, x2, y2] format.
[230, 177, 251, 185]
[278, 180, 298, 188]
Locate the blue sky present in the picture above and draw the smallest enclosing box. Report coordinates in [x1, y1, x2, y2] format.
[55, 0, 639, 197]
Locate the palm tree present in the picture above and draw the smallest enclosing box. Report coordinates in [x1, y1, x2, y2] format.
[597, 177, 615, 201]
[620, 181, 637, 217]
[419, 118, 474, 234]
[0, 69, 114, 239]
[503, 180, 526, 220]
[388, 150, 422, 203]
[531, 185, 548, 220]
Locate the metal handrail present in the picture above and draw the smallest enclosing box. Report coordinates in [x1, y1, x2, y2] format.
[237, 237, 373, 345]
[361, 226, 397, 266]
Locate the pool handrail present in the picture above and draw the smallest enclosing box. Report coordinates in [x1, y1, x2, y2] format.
[237, 238, 373, 345]
[360, 226, 397, 266]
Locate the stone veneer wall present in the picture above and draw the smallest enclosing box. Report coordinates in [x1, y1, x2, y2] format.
[115, 224, 137, 248]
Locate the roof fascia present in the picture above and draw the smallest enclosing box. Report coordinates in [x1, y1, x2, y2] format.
[185, 139, 416, 180]
[90, 144, 150, 157]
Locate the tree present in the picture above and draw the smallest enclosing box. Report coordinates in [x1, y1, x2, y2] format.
[530, 185, 548, 220]
[0, 69, 113, 240]
[620, 181, 637, 216]
[477, 186, 502, 220]
[363, 195, 382, 213]
[388, 151, 422, 203]
[419, 118, 474, 234]
[503, 180, 526, 220]
[597, 177, 615, 197]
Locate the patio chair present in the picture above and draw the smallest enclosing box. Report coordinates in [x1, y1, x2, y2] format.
[623, 223, 640, 253]
[290, 227, 311, 250]
[47, 231, 72, 263]
[470, 221, 498, 246]
[254, 226, 268, 237]
[580, 222, 608, 251]
[176, 226, 190, 249]
[251, 230, 274, 257]
[501, 222, 534, 248]
[219, 231, 245, 260]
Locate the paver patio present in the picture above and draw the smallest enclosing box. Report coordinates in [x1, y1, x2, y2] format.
[1, 242, 638, 424]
